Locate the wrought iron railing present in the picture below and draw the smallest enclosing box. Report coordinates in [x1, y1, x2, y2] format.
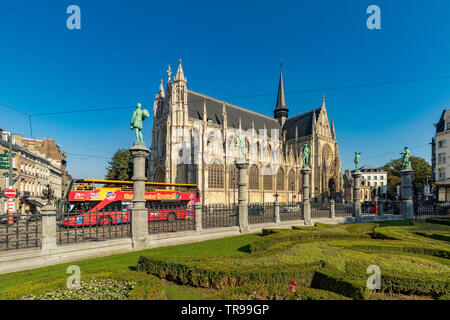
[248, 203, 275, 224]
[147, 205, 195, 234]
[311, 202, 330, 219]
[335, 203, 354, 217]
[279, 202, 303, 221]
[57, 209, 131, 245]
[0, 213, 41, 251]
[202, 204, 238, 229]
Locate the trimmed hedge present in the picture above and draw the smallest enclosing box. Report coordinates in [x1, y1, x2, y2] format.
[249, 231, 370, 253]
[136, 255, 319, 290]
[0, 271, 166, 300]
[426, 217, 450, 226]
[208, 283, 350, 300]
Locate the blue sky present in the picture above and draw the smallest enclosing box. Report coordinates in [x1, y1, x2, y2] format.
[0, 0, 449, 179]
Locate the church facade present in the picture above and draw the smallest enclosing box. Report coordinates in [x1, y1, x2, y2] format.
[148, 60, 343, 204]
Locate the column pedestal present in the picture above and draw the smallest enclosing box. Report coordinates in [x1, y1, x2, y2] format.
[236, 161, 249, 233]
[130, 143, 150, 250]
[352, 171, 362, 220]
[302, 167, 312, 226]
[401, 169, 414, 219]
[41, 204, 57, 253]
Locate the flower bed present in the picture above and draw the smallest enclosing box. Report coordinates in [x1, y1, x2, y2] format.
[23, 278, 136, 300]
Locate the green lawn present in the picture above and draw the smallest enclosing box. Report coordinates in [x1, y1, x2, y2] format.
[1, 219, 449, 300]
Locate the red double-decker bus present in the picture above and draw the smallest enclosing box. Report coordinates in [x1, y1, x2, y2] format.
[62, 179, 200, 227]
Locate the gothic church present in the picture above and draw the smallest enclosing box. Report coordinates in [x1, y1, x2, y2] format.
[149, 60, 343, 204]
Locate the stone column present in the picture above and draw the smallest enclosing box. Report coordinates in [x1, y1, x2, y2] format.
[352, 171, 362, 220]
[274, 201, 280, 223]
[378, 201, 384, 216]
[401, 169, 414, 219]
[195, 202, 202, 232]
[330, 199, 335, 219]
[302, 167, 312, 226]
[236, 161, 249, 233]
[129, 144, 150, 250]
[41, 204, 57, 253]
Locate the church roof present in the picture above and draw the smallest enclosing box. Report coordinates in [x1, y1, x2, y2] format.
[283, 109, 319, 140]
[187, 90, 281, 134]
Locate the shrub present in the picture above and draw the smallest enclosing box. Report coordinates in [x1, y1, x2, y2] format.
[208, 282, 351, 300]
[426, 217, 450, 226]
[136, 255, 319, 290]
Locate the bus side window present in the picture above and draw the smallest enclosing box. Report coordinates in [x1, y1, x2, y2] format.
[103, 201, 122, 212]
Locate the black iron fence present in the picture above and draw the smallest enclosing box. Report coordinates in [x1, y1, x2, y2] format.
[147, 205, 196, 234]
[414, 202, 450, 219]
[202, 204, 238, 229]
[311, 202, 330, 219]
[0, 213, 41, 251]
[381, 201, 401, 215]
[279, 202, 303, 221]
[57, 209, 131, 245]
[248, 203, 275, 225]
[335, 203, 354, 217]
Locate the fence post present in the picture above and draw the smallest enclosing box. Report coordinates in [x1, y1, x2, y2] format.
[352, 171, 362, 221]
[274, 201, 280, 223]
[378, 201, 384, 216]
[401, 169, 414, 219]
[129, 144, 150, 250]
[195, 202, 202, 232]
[236, 161, 249, 233]
[41, 204, 57, 253]
[301, 166, 312, 226]
[330, 199, 335, 219]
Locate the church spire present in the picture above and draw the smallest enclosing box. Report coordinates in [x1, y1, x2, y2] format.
[274, 69, 289, 127]
[158, 79, 165, 98]
[175, 59, 186, 82]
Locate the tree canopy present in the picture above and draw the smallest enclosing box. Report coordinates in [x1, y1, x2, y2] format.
[105, 149, 133, 181]
[380, 156, 431, 198]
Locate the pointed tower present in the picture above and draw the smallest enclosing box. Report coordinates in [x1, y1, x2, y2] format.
[172, 59, 188, 126]
[273, 71, 289, 127]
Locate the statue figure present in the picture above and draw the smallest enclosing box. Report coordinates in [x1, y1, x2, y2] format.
[130, 103, 150, 145]
[400, 146, 411, 169]
[354, 152, 361, 171]
[236, 134, 246, 163]
[302, 143, 310, 168]
[42, 184, 55, 206]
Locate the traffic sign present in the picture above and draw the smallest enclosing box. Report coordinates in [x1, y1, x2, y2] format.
[4, 189, 17, 198]
[0, 166, 8, 170]
[0, 154, 8, 158]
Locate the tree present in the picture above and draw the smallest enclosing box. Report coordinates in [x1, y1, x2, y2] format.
[381, 156, 431, 199]
[105, 149, 133, 180]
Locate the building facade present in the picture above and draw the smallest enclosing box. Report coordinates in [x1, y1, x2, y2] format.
[433, 109, 450, 201]
[359, 165, 388, 195]
[149, 61, 343, 204]
[0, 129, 68, 214]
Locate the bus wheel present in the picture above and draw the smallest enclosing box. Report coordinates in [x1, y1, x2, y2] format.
[167, 212, 176, 222]
[98, 216, 112, 226]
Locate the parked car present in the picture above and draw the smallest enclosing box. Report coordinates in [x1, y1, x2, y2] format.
[248, 205, 264, 216]
[0, 214, 20, 224]
[281, 205, 301, 213]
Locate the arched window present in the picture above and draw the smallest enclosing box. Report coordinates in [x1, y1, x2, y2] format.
[263, 167, 273, 191]
[208, 163, 224, 189]
[229, 165, 238, 189]
[249, 165, 259, 190]
[276, 168, 284, 191]
[154, 168, 166, 183]
[288, 170, 295, 191]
